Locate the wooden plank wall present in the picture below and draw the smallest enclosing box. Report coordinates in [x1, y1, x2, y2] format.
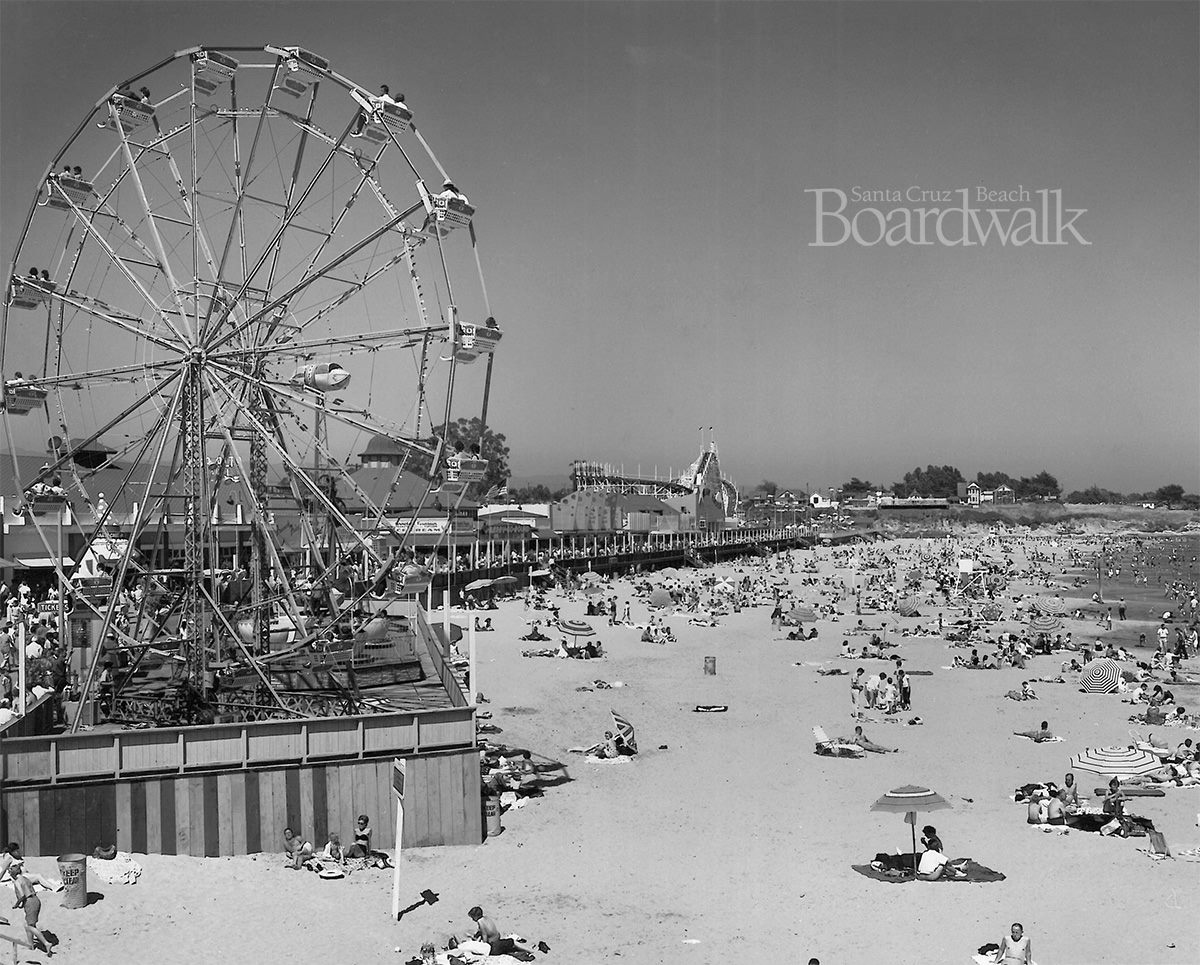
[0, 747, 481, 856]
[0, 693, 55, 739]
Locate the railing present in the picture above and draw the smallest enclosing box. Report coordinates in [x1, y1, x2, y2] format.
[0, 704, 475, 786]
[415, 608, 469, 708]
[0, 693, 54, 739]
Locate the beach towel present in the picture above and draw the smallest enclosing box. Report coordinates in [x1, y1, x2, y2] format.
[971, 956, 1039, 965]
[584, 754, 632, 764]
[1013, 734, 1062, 742]
[87, 852, 142, 885]
[1093, 785, 1165, 797]
[693, 705, 728, 712]
[853, 859, 1005, 884]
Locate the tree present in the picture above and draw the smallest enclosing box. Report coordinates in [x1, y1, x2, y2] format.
[508, 484, 569, 504]
[976, 471, 1016, 490]
[1181, 493, 1200, 510]
[1066, 485, 1121, 505]
[1154, 484, 1185, 509]
[407, 417, 511, 497]
[756, 479, 780, 496]
[892, 465, 965, 499]
[840, 477, 875, 495]
[1015, 470, 1061, 500]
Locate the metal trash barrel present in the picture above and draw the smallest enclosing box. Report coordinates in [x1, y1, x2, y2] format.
[57, 853, 87, 909]
[484, 796, 502, 838]
[704, 656, 717, 675]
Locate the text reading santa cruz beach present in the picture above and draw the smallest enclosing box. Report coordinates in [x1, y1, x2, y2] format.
[807, 187, 1091, 246]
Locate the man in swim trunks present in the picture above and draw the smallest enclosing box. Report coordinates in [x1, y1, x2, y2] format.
[1013, 721, 1054, 742]
[467, 905, 517, 956]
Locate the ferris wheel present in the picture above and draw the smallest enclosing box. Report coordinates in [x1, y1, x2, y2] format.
[1, 45, 501, 723]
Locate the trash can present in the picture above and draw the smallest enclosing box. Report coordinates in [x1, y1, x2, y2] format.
[484, 796, 502, 838]
[57, 853, 88, 909]
[704, 656, 717, 675]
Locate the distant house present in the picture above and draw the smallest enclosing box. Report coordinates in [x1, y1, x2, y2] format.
[965, 482, 982, 506]
[994, 484, 1016, 505]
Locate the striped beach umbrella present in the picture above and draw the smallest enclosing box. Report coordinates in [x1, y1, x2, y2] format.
[871, 785, 952, 875]
[611, 709, 637, 753]
[1079, 658, 1121, 694]
[578, 571, 602, 585]
[1028, 613, 1063, 633]
[464, 578, 493, 592]
[896, 596, 921, 617]
[980, 602, 1003, 622]
[1069, 746, 1162, 777]
[788, 605, 818, 623]
[1035, 596, 1067, 617]
[581, 584, 604, 597]
[905, 568, 925, 585]
[648, 588, 673, 609]
[557, 618, 596, 638]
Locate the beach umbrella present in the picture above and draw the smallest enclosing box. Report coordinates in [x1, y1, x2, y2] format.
[896, 596, 921, 618]
[578, 572, 602, 585]
[648, 588, 673, 609]
[611, 708, 638, 753]
[464, 578, 493, 592]
[1079, 658, 1121, 694]
[905, 568, 925, 585]
[713, 579, 734, 594]
[1028, 614, 1063, 633]
[1069, 746, 1162, 778]
[870, 785, 952, 875]
[557, 618, 596, 638]
[658, 567, 680, 580]
[787, 606, 817, 623]
[582, 584, 604, 597]
[528, 569, 551, 578]
[491, 575, 518, 586]
[1035, 596, 1067, 617]
[980, 603, 1003, 622]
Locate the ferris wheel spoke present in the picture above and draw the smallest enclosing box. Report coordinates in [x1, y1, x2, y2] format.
[27, 367, 184, 490]
[205, 204, 418, 354]
[20, 358, 178, 389]
[204, 409, 310, 632]
[70, 375, 187, 732]
[204, 372, 383, 564]
[45, 286, 183, 356]
[212, 362, 433, 458]
[211, 323, 443, 361]
[209, 109, 355, 342]
[50, 190, 193, 348]
[110, 103, 197, 343]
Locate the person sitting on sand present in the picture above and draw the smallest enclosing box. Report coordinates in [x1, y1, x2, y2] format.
[1045, 788, 1066, 825]
[283, 827, 313, 869]
[321, 833, 346, 866]
[851, 725, 897, 754]
[920, 826, 942, 853]
[1014, 720, 1054, 742]
[465, 905, 519, 957]
[992, 922, 1032, 965]
[1059, 772, 1080, 809]
[916, 845, 965, 880]
[1026, 791, 1048, 824]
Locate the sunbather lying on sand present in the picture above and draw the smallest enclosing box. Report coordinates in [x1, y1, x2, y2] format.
[851, 725, 897, 753]
[1013, 721, 1055, 742]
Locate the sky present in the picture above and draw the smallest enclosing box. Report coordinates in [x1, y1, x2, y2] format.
[1, 1, 1197, 496]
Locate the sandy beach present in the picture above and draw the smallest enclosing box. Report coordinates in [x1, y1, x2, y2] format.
[11, 534, 1200, 965]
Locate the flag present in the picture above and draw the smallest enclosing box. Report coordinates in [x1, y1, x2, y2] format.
[610, 709, 637, 754]
[481, 484, 500, 502]
[497, 485, 509, 500]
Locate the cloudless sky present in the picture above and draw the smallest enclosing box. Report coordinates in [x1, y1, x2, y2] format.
[2, 1, 1197, 494]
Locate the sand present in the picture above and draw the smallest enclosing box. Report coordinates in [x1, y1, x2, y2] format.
[13, 536, 1200, 965]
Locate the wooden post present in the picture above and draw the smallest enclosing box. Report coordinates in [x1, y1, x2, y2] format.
[391, 758, 406, 919]
[17, 622, 27, 717]
[442, 590, 451, 661]
[468, 619, 477, 706]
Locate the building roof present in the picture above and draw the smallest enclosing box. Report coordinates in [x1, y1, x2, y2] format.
[359, 433, 406, 457]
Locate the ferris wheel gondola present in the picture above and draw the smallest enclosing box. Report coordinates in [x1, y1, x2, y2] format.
[2, 44, 502, 728]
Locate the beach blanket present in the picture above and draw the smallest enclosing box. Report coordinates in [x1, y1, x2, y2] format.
[1012, 734, 1062, 742]
[972, 956, 1039, 965]
[852, 859, 1005, 884]
[1093, 786, 1165, 797]
[87, 852, 142, 885]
